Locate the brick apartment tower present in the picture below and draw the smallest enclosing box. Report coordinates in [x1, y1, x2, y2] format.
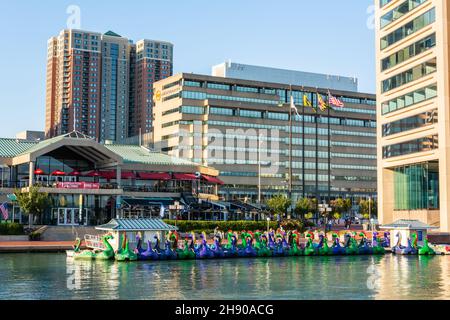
[45, 29, 173, 142]
[130, 40, 173, 136]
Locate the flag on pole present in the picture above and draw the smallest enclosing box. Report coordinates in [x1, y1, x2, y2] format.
[328, 90, 345, 108]
[0, 202, 9, 220]
[317, 92, 328, 111]
[303, 94, 316, 113]
[160, 204, 165, 218]
[290, 95, 301, 118]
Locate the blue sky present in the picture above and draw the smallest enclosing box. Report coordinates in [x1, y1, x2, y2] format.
[0, 0, 375, 138]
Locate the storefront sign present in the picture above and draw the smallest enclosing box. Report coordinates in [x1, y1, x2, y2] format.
[56, 182, 100, 190]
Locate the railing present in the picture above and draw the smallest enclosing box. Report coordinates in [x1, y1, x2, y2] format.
[7, 181, 120, 190]
[84, 235, 106, 250]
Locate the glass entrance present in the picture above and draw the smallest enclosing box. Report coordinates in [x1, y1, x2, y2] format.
[56, 208, 87, 226]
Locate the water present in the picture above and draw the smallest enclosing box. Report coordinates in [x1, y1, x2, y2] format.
[0, 254, 449, 300]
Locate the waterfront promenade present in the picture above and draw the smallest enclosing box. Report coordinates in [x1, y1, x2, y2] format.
[0, 241, 85, 253]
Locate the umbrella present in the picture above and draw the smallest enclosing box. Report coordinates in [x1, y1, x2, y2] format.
[68, 170, 81, 176]
[51, 170, 66, 176]
[34, 168, 45, 175]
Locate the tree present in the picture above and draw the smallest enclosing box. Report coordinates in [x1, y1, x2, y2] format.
[14, 185, 50, 228]
[267, 195, 291, 218]
[359, 199, 377, 221]
[294, 198, 317, 221]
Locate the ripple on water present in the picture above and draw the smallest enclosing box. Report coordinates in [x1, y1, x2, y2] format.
[0, 254, 449, 300]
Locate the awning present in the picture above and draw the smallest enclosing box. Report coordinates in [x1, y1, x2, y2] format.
[138, 172, 172, 181]
[121, 171, 135, 179]
[202, 175, 224, 185]
[173, 173, 198, 181]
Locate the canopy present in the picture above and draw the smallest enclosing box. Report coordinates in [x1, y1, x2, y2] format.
[202, 175, 224, 185]
[173, 173, 198, 181]
[138, 172, 172, 180]
[121, 171, 135, 179]
[34, 168, 45, 175]
[51, 170, 66, 176]
[68, 170, 81, 176]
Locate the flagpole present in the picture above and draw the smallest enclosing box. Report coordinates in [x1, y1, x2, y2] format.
[302, 91, 306, 199]
[315, 91, 319, 223]
[288, 85, 293, 212]
[327, 91, 331, 206]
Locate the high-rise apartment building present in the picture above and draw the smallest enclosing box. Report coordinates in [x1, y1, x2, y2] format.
[375, 0, 450, 232]
[45, 29, 102, 139]
[45, 29, 173, 142]
[130, 39, 174, 137]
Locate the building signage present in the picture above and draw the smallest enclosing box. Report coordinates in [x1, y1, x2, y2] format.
[56, 182, 101, 190]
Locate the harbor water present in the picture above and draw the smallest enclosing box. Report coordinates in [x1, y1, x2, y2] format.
[0, 254, 449, 300]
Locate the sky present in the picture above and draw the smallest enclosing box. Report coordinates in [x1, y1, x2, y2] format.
[0, 0, 376, 138]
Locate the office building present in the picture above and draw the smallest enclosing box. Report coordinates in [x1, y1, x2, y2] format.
[212, 61, 358, 92]
[153, 73, 377, 208]
[375, 0, 450, 232]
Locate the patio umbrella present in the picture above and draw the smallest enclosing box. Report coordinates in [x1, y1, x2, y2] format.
[51, 170, 66, 176]
[87, 171, 101, 177]
[68, 170, 81, 176]
[34, 168, 45, 175]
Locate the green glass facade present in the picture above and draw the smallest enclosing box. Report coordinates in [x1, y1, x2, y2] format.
[393, 162, 439, 210]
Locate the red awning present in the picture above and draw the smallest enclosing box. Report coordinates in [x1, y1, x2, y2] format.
[99, 171, 116, 179]
[138, 172, 172, 180]
[202, 175, 224, 185]
[173, 173, 198, 181]
[121, 171, 135, 179]
[86, 171, 101, 177]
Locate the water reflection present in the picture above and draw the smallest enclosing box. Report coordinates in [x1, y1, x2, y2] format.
[0, 254, 449, 300]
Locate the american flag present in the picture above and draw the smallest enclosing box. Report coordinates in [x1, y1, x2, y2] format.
[328, 91, 345, 108]
[0, 202, 9, 220]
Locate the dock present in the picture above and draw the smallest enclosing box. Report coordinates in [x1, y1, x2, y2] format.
[0, 241, 86, 253]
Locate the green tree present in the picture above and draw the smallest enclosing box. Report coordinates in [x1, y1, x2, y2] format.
[14, 185, 51, 228]
[359, 199, 377, 221]
[267, 195, 291, 218]
[294, 198, 317, 220]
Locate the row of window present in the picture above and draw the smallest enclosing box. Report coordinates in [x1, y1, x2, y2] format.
[183, 81, 376, 108]
[380, 0, 428, 29]
[381, 83, 437, 115]
[331, 164, 377, 171]
[182, 91, 278, 105]
[382, 135, 438, 158]
[382, 58, 436, 93]
[380, 0, 393, 8]
[381, 8, 435, 50]
[382, 109, 437, 137]
[381, 33, 435, 71]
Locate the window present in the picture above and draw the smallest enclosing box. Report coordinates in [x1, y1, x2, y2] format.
[383, 135, 438, 158]
[181, 106, 205, 115]
[210, 107, 234, 116]
[381, 8, 435, 50]
[393, 162, 439, 210]
[382, 109, 437, 136]
[207, 83, 231, 91]
[267, 112, 289, 121]
[240, 109, 263, 118]
[381, 83, 437, 114]
[382, 58, 436, 93]
[236, 86, 259, 93]
[381, 0, 428, 29]
[184, 80, 202, 87]
[380, 0, 393, 8]
[381, 33, 436, 71]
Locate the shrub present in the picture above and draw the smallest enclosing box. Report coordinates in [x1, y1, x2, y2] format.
[280, 219, 306, 232]
[164, 220, 279, 234]
[29, 232, 41, 241]
[0, 222, 24, 235]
